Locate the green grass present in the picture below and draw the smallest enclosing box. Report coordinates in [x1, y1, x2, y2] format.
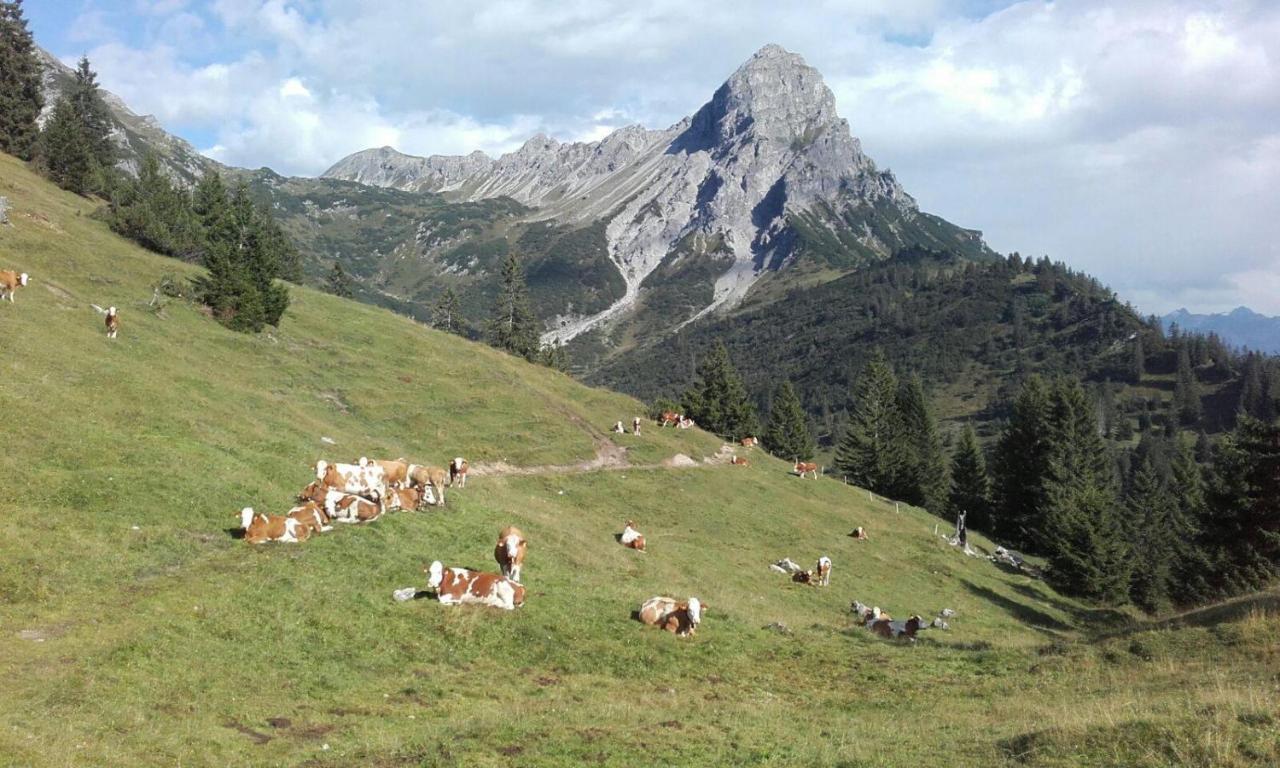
[1, 154, 1276, 767]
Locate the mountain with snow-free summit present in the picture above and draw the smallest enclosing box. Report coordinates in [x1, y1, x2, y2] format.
[320, 44, 994, 345]
[1163, 307, 1280, 355]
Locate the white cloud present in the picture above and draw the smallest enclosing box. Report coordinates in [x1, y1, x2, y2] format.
[63, 0, 1280, 314]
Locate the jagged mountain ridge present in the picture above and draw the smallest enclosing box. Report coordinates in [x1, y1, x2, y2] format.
[36, 48, 221, 184]
[1163, 307, 1280, 355]
[323, 45, 993, 343]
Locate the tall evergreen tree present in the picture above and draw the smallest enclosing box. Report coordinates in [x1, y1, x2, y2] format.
[992, 376, 1054, 548]
[1205, 416, 1280, 594]
[67, 56, 114, 171]
[898, 374, 949, 511]
[107, 153, 199, 258]
[326, 261, 353, 298]
[432, 287, 461, 333]
[948, 423, 992, 531]
[1130, 336, 1145, 384]
[682, 340, 759, 441]
[487, 252, 539, 360]
[1174, 347, 1203, 426]
[1168, 436, 1212, 603]
[0, 0, 43, 159]
[835, 351, 908, 496]
[764, 380, 814, 462]
[35, 99, 95, 194]
[1124, 453, 1175, 611]
[1040, 380, 1130, 602]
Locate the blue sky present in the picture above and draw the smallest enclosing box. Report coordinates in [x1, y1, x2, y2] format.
[25, 1, 1280, 315]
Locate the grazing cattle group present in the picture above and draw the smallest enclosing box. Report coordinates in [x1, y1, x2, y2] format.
[240, 454, 462, 544]
[0, 270, 28, 302]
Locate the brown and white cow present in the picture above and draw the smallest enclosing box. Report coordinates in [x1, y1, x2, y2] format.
[868, 615, 925, 642]
[0, 271, 29, 303]
[850, 526, 869, 540]
[370, 458, 410, 489]
[677, 416, 695, 429]
[105, 307, 119, 338]
[620, 520, 646, 552]
[729, 455, 749, 466]
[613, 420, 626, 434]
[815, 556, 832, 587]
[426, 561, 525, 610]
[794, 461, 819, 479]
[851, 601, 889, 625]
[740, 436, 758, 448]
[237, 507, 308, 544]
[385, 486, 423, 512]
[494, 526, 527, 583]
[406, 464, 446, 506]
[287, 500, 332, 536]
[638, 596, 704, 636]
[298, 481, 380, 523]
[632, 417, 642, 435]
[315, 459, 386, 504]
[449, 457, 469, 488]
[659, 410, 680, 428]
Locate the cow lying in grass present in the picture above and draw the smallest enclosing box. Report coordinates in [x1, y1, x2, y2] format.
[287, 500, 332, 535]
[638, 596, 704, 637]
[384, 486, 424, 512]
[426, 561, 525, 610]
[407, 464, 447, 506]
[238, 507, 308, 543]
[868, 615, 926, 642]
[315, 459, 386, 506]
[298, 481, 381, 523]
[619, 520, 646, 551]
[494, 526, 527, 583]
[852, 601, 889, 625]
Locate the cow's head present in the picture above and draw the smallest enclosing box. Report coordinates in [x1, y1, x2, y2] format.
[504, 533, 523, 561]
[19, 273, 29, 287]
[624, 520, 635, 530]
[107, 306, 116, 316]
[237, 507, 256, 530]
[314, 460, 329, 481]
[425, 561, 444, 589]
[686, 597, 702, 627]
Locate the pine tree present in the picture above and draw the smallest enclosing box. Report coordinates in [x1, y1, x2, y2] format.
[487, 252, 539, 360]
[1040, 379, 1130, 602]
[1130, 336, 1145, 384]
[992, 376, 1054, 548]
[898, 374, 949, 511]
[835, 351, 908, 496]
[1174, 347, 1202, 426]
[432, 287, 461, 333]
[764, 380, 814, 462]
[36, 99, 95, 194]
[682, 340, 759, 441]
[107, 153, 199, 259]
[948, 423, 992, 531]
[0, 0, 43, 159]
[1205, 416, 1280, 594]
[67, 56, 114, 172]
[1125, 453, 1175, 612]
[326, 261, 353, 298]
[1168, 436, 1212, 603]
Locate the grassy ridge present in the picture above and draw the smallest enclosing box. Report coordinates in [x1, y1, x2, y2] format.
[0, 154, 1276, 767]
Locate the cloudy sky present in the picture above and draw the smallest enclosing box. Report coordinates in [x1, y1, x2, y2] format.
[28, 0, 1280, 315]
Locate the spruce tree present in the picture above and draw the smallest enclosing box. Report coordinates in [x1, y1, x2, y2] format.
[682, 340, 759, 441]
[432, 287, 461, 333]
[0, 0, 43, 159]
[1205, 416, 1280, 594]
[835, 351, 908, 496]
[36, 99, 95, 194]
[1174, 347, 1202, 426]
[898, 374, 949, 512]
[764, 380, 814, 462]
[326, 261, 353, 298]
[1125, 453, 1174, 612]
[107, 153, 199, 258]
[1130, 336, 1145, 384]
[487, 252, 539, 360]
[1168, 436, 1212, 603]
[948, 423, 992, 531]
[992, 376, 1054, 548]
[67, 56, 114, 172]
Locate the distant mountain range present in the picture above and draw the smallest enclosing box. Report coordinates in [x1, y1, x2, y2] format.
[1162, 307, 1280, 354]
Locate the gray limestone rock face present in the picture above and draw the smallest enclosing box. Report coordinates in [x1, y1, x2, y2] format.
[322, 45, 947, 342]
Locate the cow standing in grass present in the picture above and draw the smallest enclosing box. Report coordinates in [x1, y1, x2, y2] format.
[105, 307, 119, 338]
[494, 526, 528, 583]
[0, 270, 29, 302]
[794, 461, 819, 479]
[633, 417, 641, 435]
[449, 457, 469, 488]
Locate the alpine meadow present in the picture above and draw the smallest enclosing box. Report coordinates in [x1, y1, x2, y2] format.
[2, 2, 1279, 767]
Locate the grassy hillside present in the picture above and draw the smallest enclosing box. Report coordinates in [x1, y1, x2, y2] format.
[1, 153, 1276, 767]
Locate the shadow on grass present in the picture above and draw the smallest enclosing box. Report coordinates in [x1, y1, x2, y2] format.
[1008, 582, 1132, 631]
[961, 580, 1071, 635]
[225, 527, 245, 540]
[1094, 588, 1280, 640]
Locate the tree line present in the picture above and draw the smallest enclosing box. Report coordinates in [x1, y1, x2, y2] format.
[0, 3, 297, 334]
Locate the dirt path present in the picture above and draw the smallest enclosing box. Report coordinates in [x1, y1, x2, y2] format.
[468, 410, 739, 478]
